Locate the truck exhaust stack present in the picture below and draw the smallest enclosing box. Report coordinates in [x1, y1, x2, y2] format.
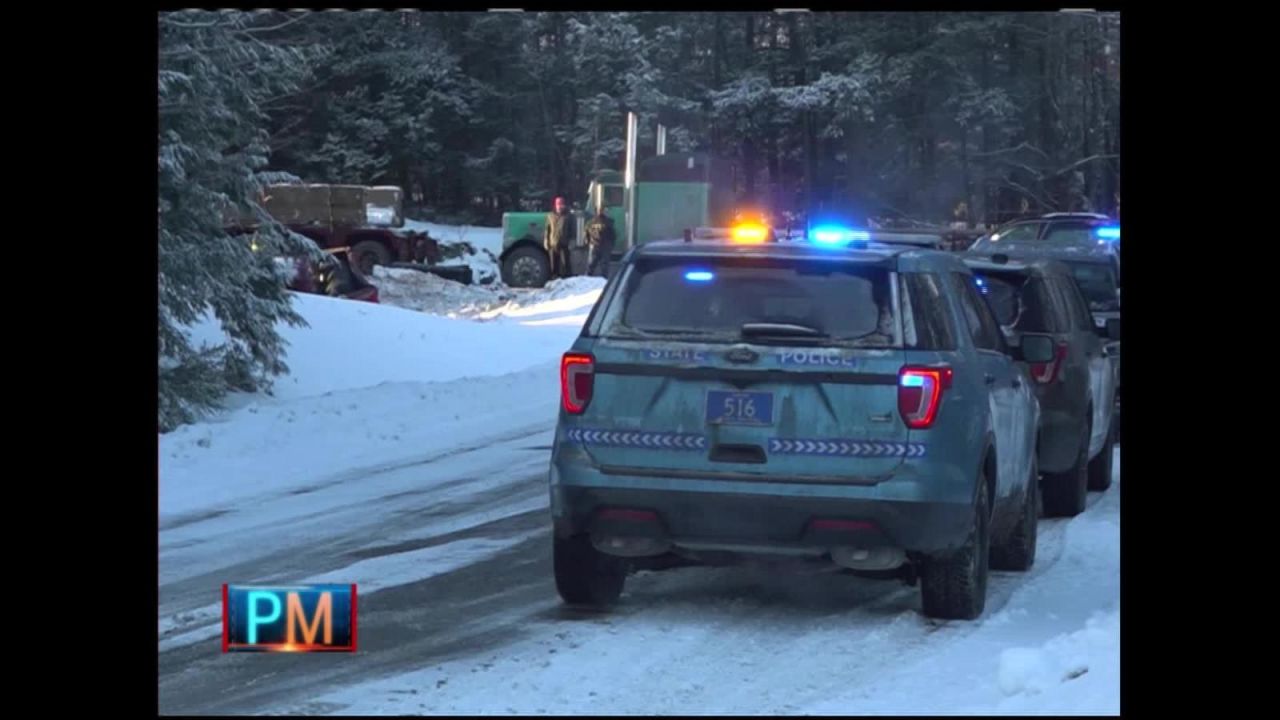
[625, 111, 638, 252]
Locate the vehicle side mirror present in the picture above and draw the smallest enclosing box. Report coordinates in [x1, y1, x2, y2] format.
[1106, 318, 1121, 341]
[1016, 333, 1056, 364]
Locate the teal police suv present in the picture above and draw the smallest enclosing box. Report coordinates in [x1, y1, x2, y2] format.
[549, 229, 1055, 619]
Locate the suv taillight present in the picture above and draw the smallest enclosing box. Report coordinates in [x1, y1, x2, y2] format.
[1030, 341, 1069, 384]
[898, 366, 952, 429]
[561, 353, 595, 414]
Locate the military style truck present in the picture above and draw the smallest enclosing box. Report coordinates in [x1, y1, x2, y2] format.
[227, 183, 471, 284]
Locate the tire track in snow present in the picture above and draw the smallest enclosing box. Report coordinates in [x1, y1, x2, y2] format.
[159, 421, 551, 532]
[159, 425, 555, 643]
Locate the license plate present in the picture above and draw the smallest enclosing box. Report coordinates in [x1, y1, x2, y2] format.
[706, 390, 774, 426]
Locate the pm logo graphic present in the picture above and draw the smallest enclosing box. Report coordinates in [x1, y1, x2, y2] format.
[222, 584, 357, 653]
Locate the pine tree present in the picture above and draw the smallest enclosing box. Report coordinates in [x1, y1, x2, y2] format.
[158, 10, 317, 431]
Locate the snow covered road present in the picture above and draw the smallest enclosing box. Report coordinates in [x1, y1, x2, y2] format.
[159, 449, 1118, 715]
[158, 270, 1119, 715]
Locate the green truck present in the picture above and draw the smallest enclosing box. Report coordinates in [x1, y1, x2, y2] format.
[499, 152, 735, 288]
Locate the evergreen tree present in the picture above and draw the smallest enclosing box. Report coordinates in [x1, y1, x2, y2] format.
[158, 10, 318, 431]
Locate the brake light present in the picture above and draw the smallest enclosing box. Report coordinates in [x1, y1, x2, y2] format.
[898, 366, 952, 429]
[811, 519, 877, 532]
[1030, 341, 1069, 384]
[560, 353, 595, 414]
[597, 508, 658, 522]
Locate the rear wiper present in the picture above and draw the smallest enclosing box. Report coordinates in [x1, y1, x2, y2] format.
[612, 327, 712, 340]
[632, 328, 707, 336]
[740, 322, 829, 339]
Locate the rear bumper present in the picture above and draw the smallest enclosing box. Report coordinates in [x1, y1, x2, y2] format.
[550, 447, 976, 559]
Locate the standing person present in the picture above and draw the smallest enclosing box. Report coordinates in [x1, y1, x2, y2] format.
[584, 205, 616, 278]
[544, 196, 575, 279]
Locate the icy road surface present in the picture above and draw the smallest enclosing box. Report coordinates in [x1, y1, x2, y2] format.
[159, 275, 1119, 715]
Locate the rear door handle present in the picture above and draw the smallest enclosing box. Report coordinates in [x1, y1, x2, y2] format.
[984, 374, 996, 385]
[1012, 377, 1023, 388]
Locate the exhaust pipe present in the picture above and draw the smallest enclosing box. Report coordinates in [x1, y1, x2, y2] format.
[624, 111, 638, 252]
[831, 546, 907, 571]
[593, 535, 671, 558]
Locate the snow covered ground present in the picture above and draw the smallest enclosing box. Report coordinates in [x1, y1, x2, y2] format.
[269, 454, 1118, 716]
[159, 278, 603, 661]
[161, 282, 601, 520]
[159, 271, 1119, 716]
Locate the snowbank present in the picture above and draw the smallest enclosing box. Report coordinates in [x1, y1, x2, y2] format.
[159, 363, 559, 520]
[162, 279, 606, 518]
[992, 608, 1120, 714]
[369, 266, 521, 317]
[179, 289, 596, 402]
[369, 269, 605, 324]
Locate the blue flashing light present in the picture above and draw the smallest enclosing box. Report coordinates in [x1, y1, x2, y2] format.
[809, 226, 871, 246]
[684, 270, 715, 282]
[812, 227, 847, 245]
[1096, 226, 1120, 241]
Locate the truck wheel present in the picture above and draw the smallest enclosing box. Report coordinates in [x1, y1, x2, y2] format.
[920, 475, 990, 620]
[502, 245, 551, 288]
[991, 457, 1038, 572]
[1087, 414, 1116, 491]
[1043, 420, 1090, 517]
[350, 240, 392, 277]
[554, 533, 626, 607]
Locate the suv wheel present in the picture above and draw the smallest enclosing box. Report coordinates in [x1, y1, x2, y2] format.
[1043, 420, 1089, 517]
[991, 457, 1038, 571]
[920, 474, 991, 620]
[1088, 413, 1116, 491]
[554, 533, 626, 607]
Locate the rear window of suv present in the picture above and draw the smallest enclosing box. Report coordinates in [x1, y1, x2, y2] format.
[601, 257, 897, 346]
[1065, 261, 1119, 310]
[1043, 221, 1105, 248]
[972, 271, 1061, 333]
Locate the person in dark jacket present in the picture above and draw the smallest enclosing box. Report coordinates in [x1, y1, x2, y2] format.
[544, 196, 575, 279]
[584, 207, 616, 278]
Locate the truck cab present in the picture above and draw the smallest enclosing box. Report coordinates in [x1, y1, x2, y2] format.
[499, 154, 731, 288]
[584, 173, 628, 252]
